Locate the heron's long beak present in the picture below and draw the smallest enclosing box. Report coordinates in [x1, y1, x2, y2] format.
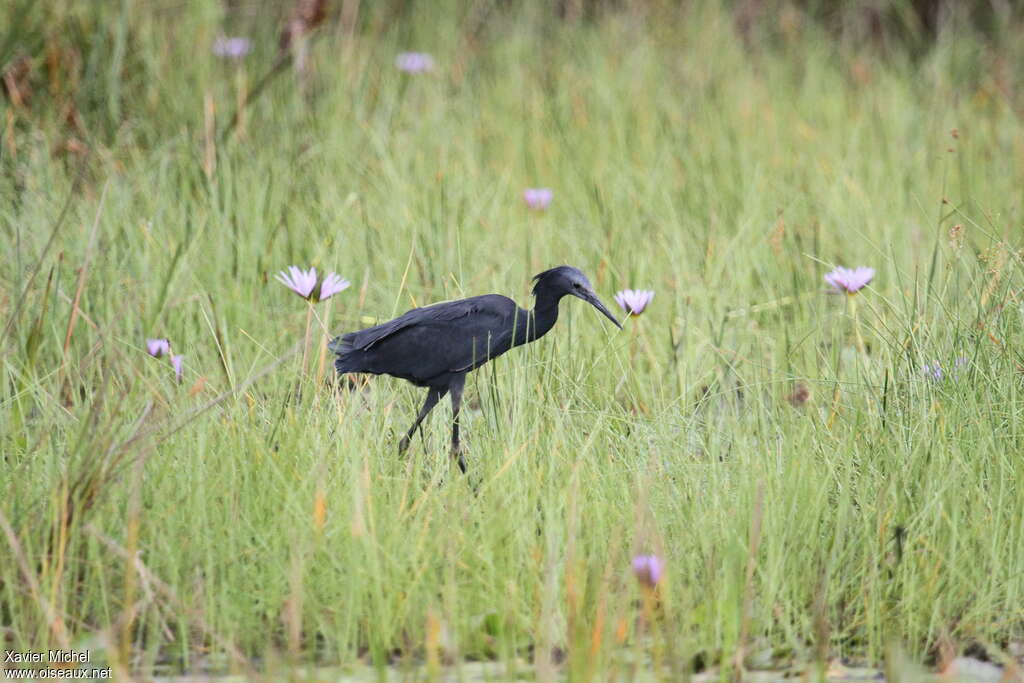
[580, 289, 623, 329]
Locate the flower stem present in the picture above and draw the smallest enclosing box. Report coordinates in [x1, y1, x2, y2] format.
[644, 587, 665, 678]
[848, 293, 866, 355]
[316, 298, 333, 386]
[301, 303, 314, 382]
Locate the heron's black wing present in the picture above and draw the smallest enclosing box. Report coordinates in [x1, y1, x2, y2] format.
[342, 309, 425, 350]
[337, 294, 526, 384]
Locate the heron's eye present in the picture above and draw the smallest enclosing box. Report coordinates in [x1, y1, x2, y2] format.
[573, 282, 581, 289]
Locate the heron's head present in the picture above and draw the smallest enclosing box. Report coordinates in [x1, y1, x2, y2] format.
[532, 265, 622, 329]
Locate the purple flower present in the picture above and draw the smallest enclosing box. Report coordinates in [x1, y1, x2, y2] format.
[395, 52, 434, 73]
[213, 36, 252, 59]
[277, 266, 318, 299]
[923, 357, 968, 382]
[825, 266, 875, 294]
[318, 272, 352, 301]
[276, 266, 351, 303]
[631, 555, 663, 588]
[922, 362, 944, 381]
[171, 355, 184, 382]
[523, 188, 553, 210]
[614, 289, 655, 316]
[147, 338, 171, 358]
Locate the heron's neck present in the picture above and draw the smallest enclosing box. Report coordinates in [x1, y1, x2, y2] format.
[516, 291, 562, 345]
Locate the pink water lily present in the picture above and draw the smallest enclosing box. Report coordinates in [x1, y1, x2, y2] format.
[395, 52, 434, 73]
[213, 36, 252, 59]
[276, 266, 350, 303]
[631, 555, 663, 588]
[146, 338, 171, 358]
[523, 188, 553, 210]
[277, 266, 318, 298]
[614, 289, 655, 316]
[825, 266, 874, 294]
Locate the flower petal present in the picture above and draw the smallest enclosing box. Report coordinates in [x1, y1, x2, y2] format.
[278, 266, 317, 299]
[318, 272, 351, 301]
[615, 289, 654, 315]
[213, 37, 252, 59]
[146, 338, 171, 358]
[523, 188, 553, 210]
[171, 354, 184, 382]
[396, 52, 435, 73]
[631, 555, 663, 587]
[825, 265, 874, 293]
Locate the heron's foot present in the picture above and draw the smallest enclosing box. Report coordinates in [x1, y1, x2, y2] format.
[451, 441, 467, 474]
[398, 435, 411, 455]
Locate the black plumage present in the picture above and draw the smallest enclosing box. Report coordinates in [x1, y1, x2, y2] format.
[330, 265, 621, 471]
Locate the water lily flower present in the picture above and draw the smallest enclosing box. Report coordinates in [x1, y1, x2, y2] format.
[171, 355, 184, 382]
[213, 36, 252, 59]
[631, 555, 663, 588]
[523, 188, 553, 210]
[825, 266, 874, 294]
[147, 338, 171, 358]
[277, 266, 318, 299]
[615, 289, 655, 316]
[276, 266, 351, 303]
[395, 52, 434, 73]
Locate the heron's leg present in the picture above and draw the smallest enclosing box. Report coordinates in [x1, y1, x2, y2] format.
[398, 387, 446, 454]
[449, 375, 467, 473]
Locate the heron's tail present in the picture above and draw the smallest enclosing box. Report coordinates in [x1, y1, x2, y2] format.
[329, 334, 364, 374]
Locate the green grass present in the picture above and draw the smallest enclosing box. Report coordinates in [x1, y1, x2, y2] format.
[3, 1, 1024, 677]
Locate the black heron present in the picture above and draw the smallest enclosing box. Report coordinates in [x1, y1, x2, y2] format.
[329, 265, 622, 470]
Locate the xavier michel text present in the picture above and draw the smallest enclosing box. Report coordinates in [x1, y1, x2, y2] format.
[4, 651, 93, 665]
